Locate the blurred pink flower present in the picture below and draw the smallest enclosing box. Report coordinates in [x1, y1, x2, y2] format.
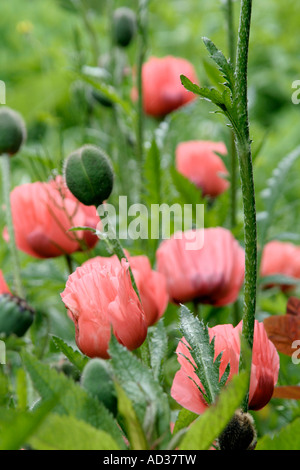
[260, 240, 300, 291]
[131, 56, 198, 117]
[156, 227, 245, 306]
[83, 253, 169, 326]
[5, 176, 100, 259]
[171, 320, 280, 413]
[0, 270, 10, 294]
[175, 140, 229, 198]
[61, 259, 148, 359]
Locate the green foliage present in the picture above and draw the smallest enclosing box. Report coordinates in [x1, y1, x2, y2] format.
[179, 305, 230, 405]
[256, 418, 300, 450]
[51, 335, 89, 372]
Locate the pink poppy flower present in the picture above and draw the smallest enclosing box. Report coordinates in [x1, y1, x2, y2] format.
[260, 240, 300, 291]
[0, 270, 10, 294]
[83, 253, 169, 327]
[171, 320, 280, 413]
[61, 259, 148, 359]
[131, 56, 198, 117]
[175, 140, 229, 198]
[156, 227, 245, 306]
[6, 176, 100, 259]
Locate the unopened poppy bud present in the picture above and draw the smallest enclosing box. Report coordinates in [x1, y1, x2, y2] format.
[0, 293, 34, 337]
[0, 107, 26, 156]
[64, 144, 114, 207]
[81, 358, 117, 415]
[218, 410, 257, 451]
[112, 7, 137, 48]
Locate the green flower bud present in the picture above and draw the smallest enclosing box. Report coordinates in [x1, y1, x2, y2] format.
[0, 294, 34, 337]
[64, 144, 114, 207]
[0, 107, 27, 156]
[81, 358, 117, 415]
[112, 7, 137, 48]
[218, 410, 257, 451]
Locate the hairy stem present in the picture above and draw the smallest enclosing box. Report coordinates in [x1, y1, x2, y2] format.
[234, 0, 256, 411]
[1, 154, 24, 298]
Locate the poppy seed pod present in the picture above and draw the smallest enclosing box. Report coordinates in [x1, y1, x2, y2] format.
[112, 7, 137, 48]
[0, 107, 27, 156]
[64, 145, 114, 207]
[0, 293, 34, 337]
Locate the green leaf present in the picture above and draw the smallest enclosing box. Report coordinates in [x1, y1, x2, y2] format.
[28, 413, 121, 450]
[259, 274, 300, 288]
[202, 37, 235, 90]
[172, 407, 198, 436]
[22, 352, 126, 449]
[144, 136, 162, 207]
[51, 335, 89, 372]
[108, 335, 171, 449]
[180, 75, 226, 110]
[148, 319, 168, 383]
[256, 417, 300, 450]
[0, 398, 57, 450]
[179, 370, 249, 450]
[179, 305, 227, 405]
[115, 383, 148, 450]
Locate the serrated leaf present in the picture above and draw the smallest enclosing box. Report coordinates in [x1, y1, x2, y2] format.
[179, 305, 226, 405]
[256, 417, 300, 450]
[202, 37, 235, 90]
[28, 413, 120, 450]
[179, 370, 249, 450]
[148, 319, 168, 383]
[108, 335, 171, 449]
[51, 335, 89, 372]
[22, 352, 126, 449]
[180, 75, 226, 110]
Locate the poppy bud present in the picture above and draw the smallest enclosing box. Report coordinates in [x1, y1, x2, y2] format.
[0, 293, 34, 337]
[0, 107, 26, 156]
[112, 7, 137, 48]
[64, 144, 114, 207]
[218, 410, 257, 451]
[81, 358, 117, 415]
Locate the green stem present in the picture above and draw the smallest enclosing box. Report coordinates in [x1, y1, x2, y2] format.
[234, 0, 256, 411]
[1, 154, 24, 298]
[136, 0, 149, 200]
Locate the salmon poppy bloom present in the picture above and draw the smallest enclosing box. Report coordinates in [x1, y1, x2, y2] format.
[6, 176, 100, 259]
[156, 227, 245, 306]
[61, 259, 148, 359]
[260, 240, 300, 291]
[171, 320, 280, 413]
[0, 271, 10, 294]
[175, 140, 229, 198]
[132, 56, 198, 117]
[83, 253, 169, 326]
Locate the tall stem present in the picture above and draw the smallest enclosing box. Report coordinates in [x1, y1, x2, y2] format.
[136, 0, 148, 200]
[1, 154, 24, 298]
[234, 0, 256, 411]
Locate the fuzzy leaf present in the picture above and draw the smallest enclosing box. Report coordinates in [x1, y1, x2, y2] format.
[179, 305, 228, 405]
[202, 37, 235, 90]
[108, 335, 171, 449]
[180, 75, 226, 111]
[51, 335, 89, 372]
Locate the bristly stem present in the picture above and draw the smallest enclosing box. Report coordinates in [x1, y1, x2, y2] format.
[1, 154, 24, 298]
[136, 0, 149, 200]
[234, 0, 256, 411]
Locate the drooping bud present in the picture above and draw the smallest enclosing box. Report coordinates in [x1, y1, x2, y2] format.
[0, 293, 34, 337]
[81, 358, 117, 415]
[0, 107, 27, 156]
[112, 7, 137, 48]
[218, 410, 257, 451]
[64, 144, 114, 207]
